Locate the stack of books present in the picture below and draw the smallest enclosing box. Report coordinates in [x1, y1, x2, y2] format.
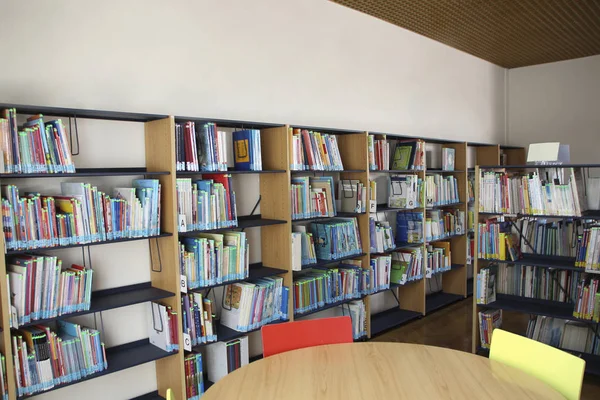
[520, 219, 578, 257]
[369, 218, 394, 253]
[497, 264, 580, 302]
[182, 293, 216, 346]
[205, 337, 248, 383]
[348, 300, 367, 339]
[576, 227, 600, 272]
[338, 180, 367, 213]
[148, 302, 180, 353]
[526, 316, 599, 355]
[0, 110, 76, 174]
[311, 218, 362, 260]
[293, 268, 362, 314]
[390, 139, 425, 171]
[184, 352, 205, 400]
[478, 169, 583, 216]
[427, 242, 451, 275]
[369, 255, 391, 292]
[476, 265, 497, 305]
[6, 256, 92, 327]
[391, 248, 423, 284]
[175, 121, 228, 172]
[221, 277, 288, 332]
[368, 135, 389, 171]
[395, 212, 423, 244]
[290, 129, 344, 171]
[291, 227, 317, 269]
[573, 279, 600, 321]
[425, 174, 460, 207]
[388, 174, 422, 209]
[176, 176, 237, 231]
[478, 309, 502, 349]
[179, 232, 249, 289]
[1, 180, 162, 250]
[232, 129, 262, 171]
[12, 321, 107, 397]
[291, 176, 336, 220]
[425, 209, 465, 240]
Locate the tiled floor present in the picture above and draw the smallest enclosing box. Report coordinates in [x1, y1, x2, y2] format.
[371, 297, 600, 399]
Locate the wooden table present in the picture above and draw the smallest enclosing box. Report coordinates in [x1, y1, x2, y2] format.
[202, 342, 564, 399]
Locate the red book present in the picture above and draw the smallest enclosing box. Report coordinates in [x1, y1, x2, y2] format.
[301, 130, 315, 168]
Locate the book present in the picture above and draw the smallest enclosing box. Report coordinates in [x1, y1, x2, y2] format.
[391, 139, 425, 170]
[478, 309, 502, 349]
[205, 336, 249, 383]
[391, 248, 423, 284]
[476, 265, 497, 304]
[292, 226, 317, 267]
[428, 241, 451, 275]
[291, 176, 336, 219]
[338, 179, 366, 213]
[0, 110, 76, 174]
[340, 300, 367, 339]
[182, 293, 216, 346]
[368, 135, 389, 171]
[442, 148, 455, 171]
[232, 129, 262, 171]
[290, 129, 344, 171]
[425, 209, 465, 241]
[0, 353, 7, 400]
[388, 174, 421, 209]
[148, 302, 179, 352]
[395, 212, 424, 244]
[184, 352, 205, 400]
[425, 174, 460, 207]
[175, 121, 228, 172]
[369, 217, 394, 253]
[310, 218, 362, 260]
[369, 256, 392, 291]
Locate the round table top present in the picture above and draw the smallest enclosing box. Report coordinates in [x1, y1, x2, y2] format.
[202, 342, 564, 400]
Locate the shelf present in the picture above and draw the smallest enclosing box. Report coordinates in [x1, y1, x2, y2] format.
[179, 215, 286, 235]
[0, 168, 170, 179]
[426, 169, 465, 174]
[177, 169, 285, 175]
[291, 169, 366, 173]
[370, 308, 422, 336]
[374, 204, 423, 213]
[390, 277, 423, 288]
[293, 296, 365, 318]
[18, 339, 176, 399]
[189, 264, 288, 291]
[370, 169, 425, 174]
[0, 103, 168, 122]
[477, 254, 582, 271]
[430, 265, 462, 276]
[425, 292, 463, 314]
[131, 392, 165, 400]
[174, 116, 281, 130]
[298, 253, 367, 270]
[18, 283, 175, 328]
[5, 233, 173, 255]
[478, 294, 596, 323]
[193, 319, 289, 349]
[426, 202, 465, 210]
[428, 233, 464, 243]
[292, 212, 365, 223]
[289, 125, 363, 135]
[479, 163, 600, 169]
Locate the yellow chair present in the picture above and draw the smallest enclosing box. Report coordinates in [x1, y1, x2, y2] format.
[489, 329, 586, 400]
[166, 388, 175, 400]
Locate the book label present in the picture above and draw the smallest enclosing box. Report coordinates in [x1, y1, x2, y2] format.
[426, 267, 433, 279]
[178, 215, 187, 232]
[180, 275, 188, 293]
[369, 200, 377, 213]
[400, 273, 407, 285]
[183, 333, 192, 352]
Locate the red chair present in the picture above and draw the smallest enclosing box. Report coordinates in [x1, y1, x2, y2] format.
[261, 316, 354, 358]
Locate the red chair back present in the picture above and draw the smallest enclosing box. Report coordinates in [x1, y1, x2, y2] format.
[261, 316, 353, 358]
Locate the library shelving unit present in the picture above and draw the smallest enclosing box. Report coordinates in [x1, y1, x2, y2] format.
[472, 162, 600, 376]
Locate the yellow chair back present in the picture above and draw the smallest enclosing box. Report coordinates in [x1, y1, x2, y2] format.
[490, 329, 585, 400]
[166, 388, 175, 400]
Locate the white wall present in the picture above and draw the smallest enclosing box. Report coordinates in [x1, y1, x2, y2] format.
[508, 55, 600, 162]
[0, 0, 507, 398]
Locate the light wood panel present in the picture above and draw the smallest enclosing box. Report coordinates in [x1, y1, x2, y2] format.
[337, 133, 368, 171]
[144, 117, 186, 399]
[476, 145, 500, 166]
[202, 342, 563, 400]
[504, 148, 527, 166]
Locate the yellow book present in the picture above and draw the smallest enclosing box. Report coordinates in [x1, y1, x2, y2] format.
[498, 233, 506, 260]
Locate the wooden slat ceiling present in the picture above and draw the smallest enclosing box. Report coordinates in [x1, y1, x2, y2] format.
[331, 0, 600, 68]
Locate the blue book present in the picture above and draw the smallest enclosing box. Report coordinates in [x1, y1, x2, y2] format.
[232, 130, 252, 171]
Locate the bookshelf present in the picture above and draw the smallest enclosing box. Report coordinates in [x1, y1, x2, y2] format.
[472, 161, 600, 376]
[0, 102, 526, 400]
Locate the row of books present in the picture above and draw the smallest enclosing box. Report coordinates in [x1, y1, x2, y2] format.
[391, 248, 424, 284]
[2, 180, 161, 251]
[368, 135, 389, 171]
[477, 309, 502, 349]
[388, 175, 422, 209]
[573, 279, 600, 321]
[176, 176, 237, 232]
[426, 242, 451, 275]
[425, 174, 460, 207]
[182, 293, 216, 346]
[467, 236, 474, 264]
[425, 209, 465, 241]
[526, 316, 599, 355]
[179, 233, 249, 289]
[293, 268, 363, 314]
[496, 264, 581, 303]
[6, 255, 92, 327]
[148, 302, 180, 353]
[0, 353, 5, 400]
[519, 219, 578, 257]
[184, 352, 204, 400]
[370, 256, 392, 292]
[291, 227, 317, 269]
[576, 227, 600, 272]
[477, 221, 521, 261]
[396, 212, 424, 244]
[221, 277, 289, 332]
[291, 176, 335, 220]
[0, 110, 76, 174]
[175, 121, 228, 172]
[311, 218, 363, 260]
[347, 300, 367, 339]
[478, 169, 583, 216]
[290, 129, 344, 171]
[12, 321, 107, 397]
[369, 218, 394, 253]
[468, 204, 475, 232]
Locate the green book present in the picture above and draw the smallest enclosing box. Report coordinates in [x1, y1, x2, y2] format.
[391, 144, 414, 170]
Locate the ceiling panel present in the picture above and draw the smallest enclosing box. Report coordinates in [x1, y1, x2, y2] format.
[332, 0, 600, 68]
